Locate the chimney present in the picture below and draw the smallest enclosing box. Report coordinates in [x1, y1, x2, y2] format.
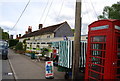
[39, 24, 43, 29]
[28, 26, 32, 33]
[10, 35, 13, 39]
[19, 34, 21, 37]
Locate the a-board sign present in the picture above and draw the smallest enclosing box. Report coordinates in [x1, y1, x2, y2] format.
[45, 61, 54, 79]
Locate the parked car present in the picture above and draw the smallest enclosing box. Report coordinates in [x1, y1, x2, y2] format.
[0, 40, 8, 60]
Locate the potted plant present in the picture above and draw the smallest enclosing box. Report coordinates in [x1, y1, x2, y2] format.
[30, 51, 36, 59]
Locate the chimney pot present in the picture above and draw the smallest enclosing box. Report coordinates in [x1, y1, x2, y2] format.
[28, 26, 32, 33]
[39, 24, 43, 29]
[10, 35, 13, 39]
[19, 34, 21, 37]
[16, 35, 18, 39]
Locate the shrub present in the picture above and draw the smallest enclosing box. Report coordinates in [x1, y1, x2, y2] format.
[41, 48, 49, 57]
[15, 42, 23, 51]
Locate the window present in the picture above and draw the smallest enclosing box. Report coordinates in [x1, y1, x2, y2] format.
[118, 44, 120, 51]
[33, 48, 36, 50]
[47, 35, 50, 38]
[33, 36, 35, 40]
[118, 38, 120, 43]
[92, 36, 106, 42]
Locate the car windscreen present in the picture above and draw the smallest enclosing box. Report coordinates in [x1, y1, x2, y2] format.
[0, 41, 3, 46]
[0, 41, 8, 49]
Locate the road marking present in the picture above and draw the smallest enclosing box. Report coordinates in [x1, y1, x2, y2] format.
[8, 55, 18, 81]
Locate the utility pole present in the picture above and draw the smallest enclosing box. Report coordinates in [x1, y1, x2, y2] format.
[72, 0, 82, 79]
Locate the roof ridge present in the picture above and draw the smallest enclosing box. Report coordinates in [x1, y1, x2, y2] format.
[21, 21, 67, 38]
[43, 21, 66, 28]
[28, 21, 66, 33]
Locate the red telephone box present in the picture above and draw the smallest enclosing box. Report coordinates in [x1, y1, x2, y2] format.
[85, 19, 120, 80]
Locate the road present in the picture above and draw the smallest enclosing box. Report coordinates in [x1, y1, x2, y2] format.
[7, 49, 65, 80]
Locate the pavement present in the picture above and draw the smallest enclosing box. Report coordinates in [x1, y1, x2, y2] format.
[8, 49, 66, 80]
[2, 59, 15, 80]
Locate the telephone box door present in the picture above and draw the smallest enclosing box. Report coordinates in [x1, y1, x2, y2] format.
[87, 36, 106, 80]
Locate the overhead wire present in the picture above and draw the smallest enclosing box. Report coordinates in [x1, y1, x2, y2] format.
[81, 0, 90, 35]
[56, 0, 65, 21]
[11, 0, 31, 30]
[38, 0, 50, 24]
[82, 0, 92, 22]
[89, 0, 98, 20]
[43, 0, 54, 24]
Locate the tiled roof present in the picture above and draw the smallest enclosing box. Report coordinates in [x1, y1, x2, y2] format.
[21, 21, 66, 38]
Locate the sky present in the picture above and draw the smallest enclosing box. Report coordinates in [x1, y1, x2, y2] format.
[0, 0, 119, 38]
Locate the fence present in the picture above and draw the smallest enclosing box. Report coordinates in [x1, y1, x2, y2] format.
[52, 40, 87, 69]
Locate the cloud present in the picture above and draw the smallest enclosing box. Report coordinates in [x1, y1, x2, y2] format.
[0, 21, 17, 35]
[0, 21, 14, 29]
[1, 0, 120, 36]
[54, 15, 74, 22]
[81, 23, 88, 35]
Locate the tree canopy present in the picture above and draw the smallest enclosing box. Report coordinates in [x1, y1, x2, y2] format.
[0, 27, 9, 40]
[8, 39, 19, 47]
[98, 2, 120, 20]
[2, 32, 9, 40]
[71, 29, 75, 33]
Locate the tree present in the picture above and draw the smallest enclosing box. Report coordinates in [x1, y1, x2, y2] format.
[0, 27, 9, 40]
[2, 32, 9, 40]
[0, 27, 2, 39]
[71, 29, 75, 33]
[8, 39, 19, 47]
[98, 2, 120, 20]
[23, 39, 27, 51]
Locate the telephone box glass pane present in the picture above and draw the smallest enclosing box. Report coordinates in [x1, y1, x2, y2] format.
[91, 64, 104, 73]
[117, 68, 120, 74]
[90, 71, 101, 79]
[91, 57, 104, 66]
[117, 60, 120, 67]
[91, 44, 106, 50]
[91, 50, 102, 56]
[118, 38, 120, 43]
[89, 78, 96, 81]
[117, 76, 120, 79]
[92, 36, 106, 42]
[118, 44, 120, 51]
[92, 44, 103, 50]
[118, 53, 120, 59]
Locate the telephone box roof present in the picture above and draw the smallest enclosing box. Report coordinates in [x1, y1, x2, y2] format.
[89, 19, 120, 26]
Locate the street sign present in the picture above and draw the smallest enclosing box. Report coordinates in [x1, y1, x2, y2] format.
[45, 61, 54, 79]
